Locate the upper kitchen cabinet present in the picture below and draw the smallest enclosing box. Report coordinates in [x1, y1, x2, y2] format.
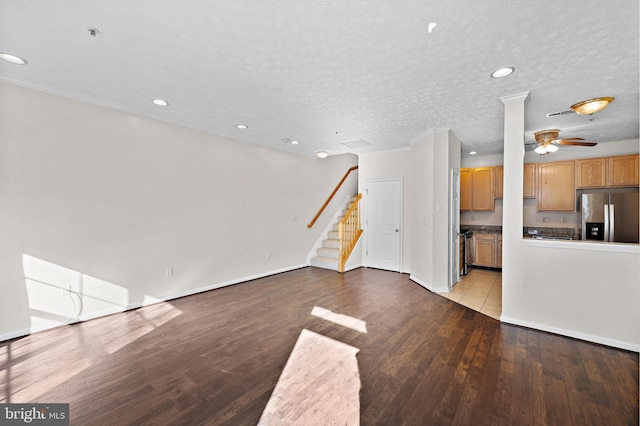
[608, 154, 639, 187]
[461, 167, 495, 211]
[495, 166, 503, 199]
[576, 154, 639, 188]
[494, 164, 535, 198]
[537, 161, 575, 211]
[523, 164, 537, 198]
[576, 157, 607, 188]
[460, 168, 472, 211]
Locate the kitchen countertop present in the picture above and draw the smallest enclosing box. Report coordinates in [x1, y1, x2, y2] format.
[460, 225, 581, 240]
[523, 227, 580, 240]
[460, 225, 502, 234]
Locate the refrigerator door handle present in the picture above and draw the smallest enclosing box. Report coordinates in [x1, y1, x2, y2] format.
[609, 204, 615, 242]
[604, 204, 610, 242]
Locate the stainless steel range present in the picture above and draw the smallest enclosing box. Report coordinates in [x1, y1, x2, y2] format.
[461, 230, 473, 275]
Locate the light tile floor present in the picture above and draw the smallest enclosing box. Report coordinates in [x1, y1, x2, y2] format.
[439, 268, 502, 319]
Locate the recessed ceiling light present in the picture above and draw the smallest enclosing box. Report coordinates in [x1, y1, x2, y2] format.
[152, 99, 169, 106]
[236, 124, 248, 129]
[491, 67, 515, 78]
[0, 52, 27, 65]
[316, 151, 328, 158]
[469, 151, 478, 155]
[290, 140, 300, 145]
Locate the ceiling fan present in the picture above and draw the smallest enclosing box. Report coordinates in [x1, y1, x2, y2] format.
[528, 129, 597, 155]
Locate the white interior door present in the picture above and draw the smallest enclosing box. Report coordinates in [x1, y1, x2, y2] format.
[366, 178, 402, 272]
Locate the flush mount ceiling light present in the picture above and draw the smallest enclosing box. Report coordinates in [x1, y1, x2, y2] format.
[469, 151, 477, 155]
[491, 67, 515, 78]
[316, 151, 328, 158]
[236, 124, 248, 129]
[290, 140, 300, 145]
[0, 52, 27, 65]
[570, 97, 614, 115]
[152, 99, 169, 106]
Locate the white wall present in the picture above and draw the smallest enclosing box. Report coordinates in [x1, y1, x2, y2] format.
[0, 82, 358, 340]
[358, 148, 414, 273]
[408, 136, 434, 283]
[358, 130, 460, 291]
[507, 241, 640, 349]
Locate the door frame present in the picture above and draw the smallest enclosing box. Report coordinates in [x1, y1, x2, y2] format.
[364, 177, 403, 272]
[449, 169, 460, 289]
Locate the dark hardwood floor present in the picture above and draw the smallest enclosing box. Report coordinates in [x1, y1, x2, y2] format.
[1, 267, 638, 425]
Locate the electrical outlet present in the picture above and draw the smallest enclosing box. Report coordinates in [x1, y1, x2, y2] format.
[166, 267, 173, 277]
[560, 217, 567, 223]
[267, 252, 271, 260]
[543, 217, 550, 223]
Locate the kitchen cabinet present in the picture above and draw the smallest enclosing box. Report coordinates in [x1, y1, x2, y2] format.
[537, 161, 576, 211]
[493, 164, 535, 198]
[460, 169, 472, 211]
[608, 154, 639, 187]
[461, 167, 494, 211]
[523, 164, 537, 198]
[576, 157, 607, 188]
[496, 235, 502, 268]
[472, 233, 500, 268]
[576, 155, 639, 188]
[495, 166, 503, 198]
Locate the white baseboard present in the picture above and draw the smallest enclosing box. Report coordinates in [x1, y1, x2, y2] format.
[409, 275, 431, 291]
[500, 315, 640, 353]
[0, 264, 308, 343]
[409, 275, 450, 293]
[343, 263, 362, 272]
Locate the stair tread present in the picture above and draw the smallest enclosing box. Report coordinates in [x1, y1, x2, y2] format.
[311, 255, 338, 262]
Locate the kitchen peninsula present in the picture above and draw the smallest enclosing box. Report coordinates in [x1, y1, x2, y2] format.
[460, 138, 640, 351]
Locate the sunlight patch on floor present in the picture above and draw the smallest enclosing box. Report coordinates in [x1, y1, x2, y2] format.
[259, 329, 361, 425]
[311, 306, 367, 333]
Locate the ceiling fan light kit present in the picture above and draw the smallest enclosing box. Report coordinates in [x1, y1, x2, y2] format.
[534, 144, 558, 155]
[570, 97, 614, 115]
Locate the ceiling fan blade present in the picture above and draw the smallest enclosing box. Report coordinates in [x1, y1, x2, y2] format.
[556, 137, 585, 141]
[556, 140, 597, 146]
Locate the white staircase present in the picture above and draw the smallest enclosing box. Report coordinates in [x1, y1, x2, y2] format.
[310, 195, 359, 271]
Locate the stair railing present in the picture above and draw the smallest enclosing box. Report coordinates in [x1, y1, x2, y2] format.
[307, 166, 358, 228]
[338, 193, 363, 272]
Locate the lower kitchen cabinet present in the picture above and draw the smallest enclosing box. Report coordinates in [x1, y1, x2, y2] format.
[472, 233, 501, 268]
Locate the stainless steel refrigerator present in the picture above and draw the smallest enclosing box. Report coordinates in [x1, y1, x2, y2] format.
[581, 191, 639, 243]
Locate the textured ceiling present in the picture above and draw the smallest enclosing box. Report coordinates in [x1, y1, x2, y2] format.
[0, 1, 638, 158]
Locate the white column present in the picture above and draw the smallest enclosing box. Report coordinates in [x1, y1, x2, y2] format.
[500, 92, 529, 319]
